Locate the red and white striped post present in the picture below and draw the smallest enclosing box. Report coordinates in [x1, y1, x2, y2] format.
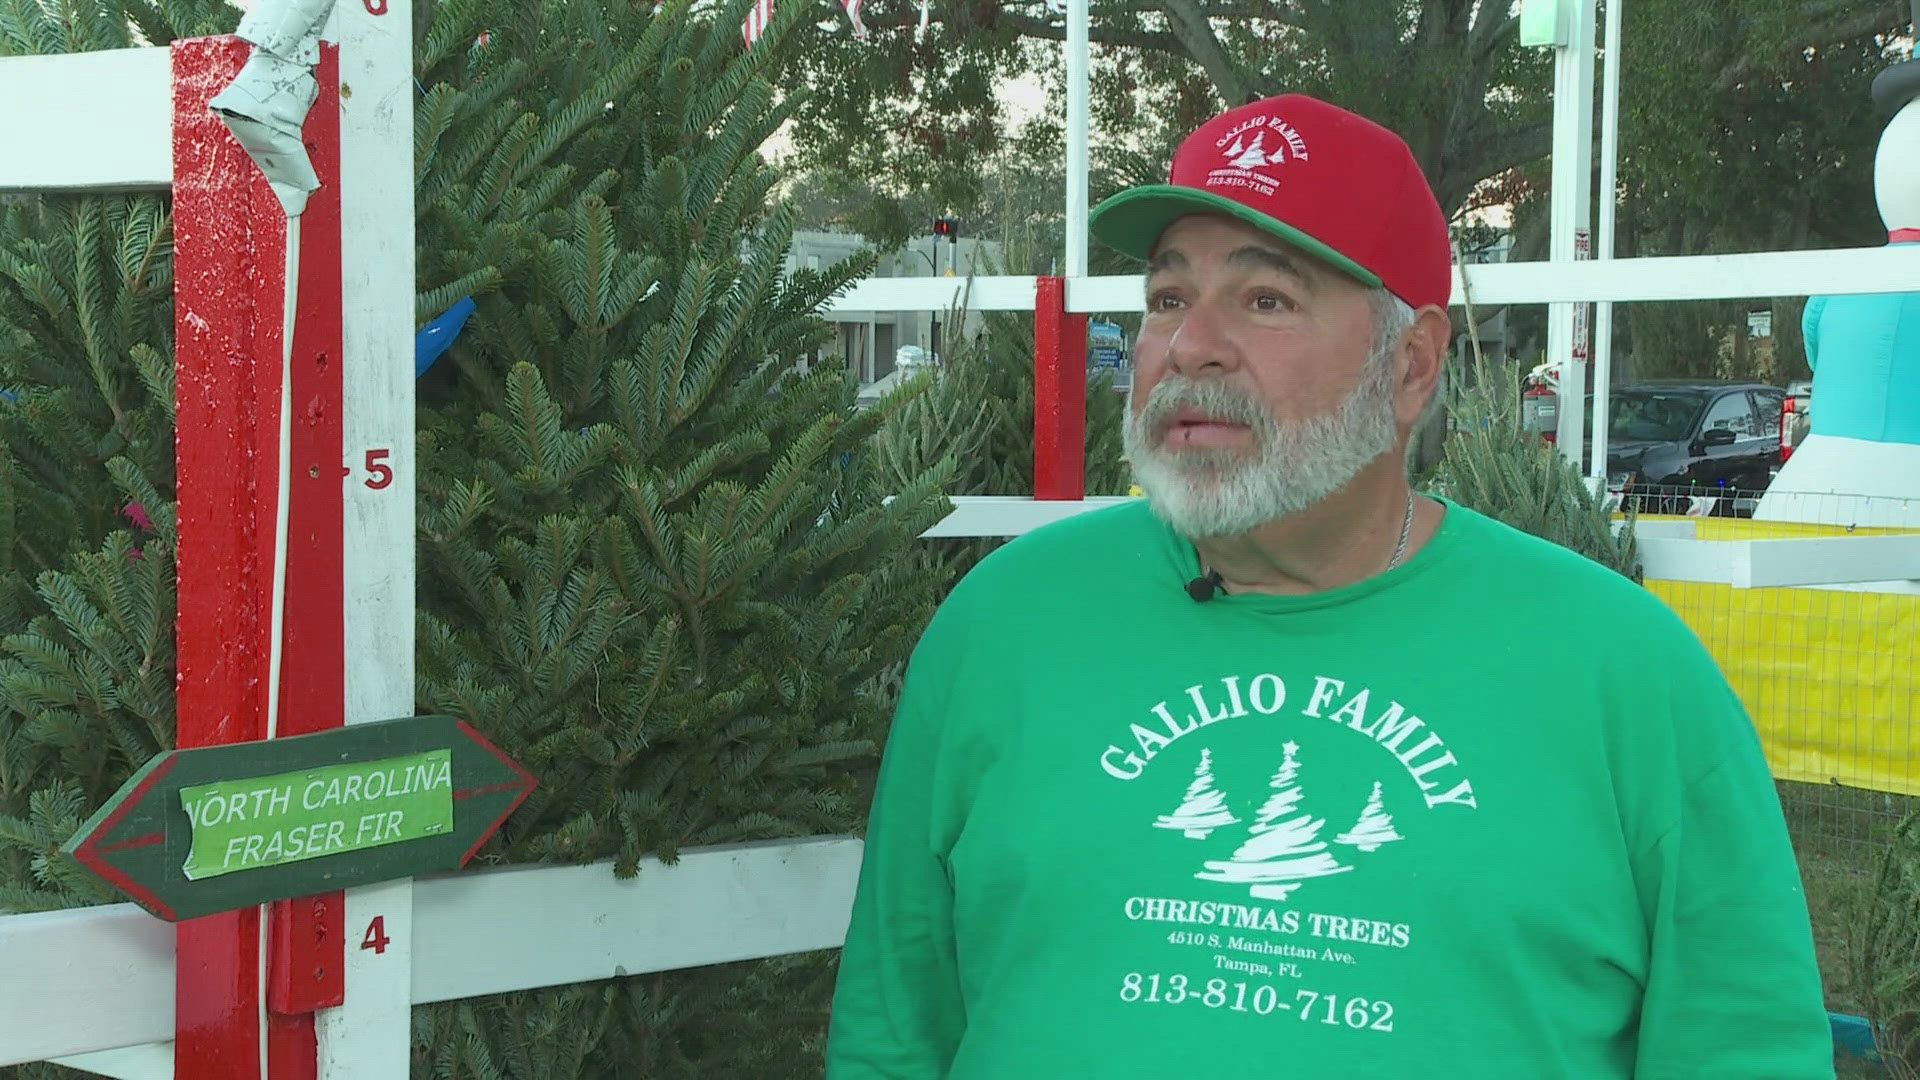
[1033, 276, 1088, 500]
[322, 2, 420, 1070]
[172, 36, 345, 1077]
[167, 1, 415, 1073]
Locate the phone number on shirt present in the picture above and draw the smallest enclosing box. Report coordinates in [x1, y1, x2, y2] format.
[1118, 973, 1394, 1032]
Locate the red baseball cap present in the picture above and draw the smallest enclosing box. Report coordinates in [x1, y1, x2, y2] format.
[1089, 94, 1453, 311]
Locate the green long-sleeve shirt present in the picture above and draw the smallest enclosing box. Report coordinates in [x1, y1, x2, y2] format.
[828, 498, 1831, 1078]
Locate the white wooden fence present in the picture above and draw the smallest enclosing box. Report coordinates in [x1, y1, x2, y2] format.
[8, 496, 1919, 1076]
[5, 11, 1920, 1075]
[5, 839, 864, 1075]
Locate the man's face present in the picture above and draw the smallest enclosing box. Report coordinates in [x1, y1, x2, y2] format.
[1124, 213, 1402, 538]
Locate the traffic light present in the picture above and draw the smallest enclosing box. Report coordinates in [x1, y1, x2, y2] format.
[932, 217, 960, 277]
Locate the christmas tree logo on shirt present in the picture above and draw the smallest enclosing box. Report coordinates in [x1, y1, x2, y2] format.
[1334, 781, 1405, 852]
[1156, 744, 1401, 902]
[1153, 748, 1240, 839]
[1193, 741, 1354, 901]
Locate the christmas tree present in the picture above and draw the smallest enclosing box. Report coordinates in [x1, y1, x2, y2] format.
[1851, 808, 1920, 1074]
[0, 0, 203, 922]
[0, 0, 953, 1075]
[1427, 353, 1640, 580]
[1194, 742, 1351, 901]
[1154, 748, 1239, 839]
[868, 275, 1132, 594]
[1333, 781, 1404, 853]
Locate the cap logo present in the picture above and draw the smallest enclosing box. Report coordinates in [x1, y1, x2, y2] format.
[1207, 115, 1310, 196]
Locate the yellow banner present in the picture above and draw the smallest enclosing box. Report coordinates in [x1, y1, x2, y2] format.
[1641, 517, 1920, 796]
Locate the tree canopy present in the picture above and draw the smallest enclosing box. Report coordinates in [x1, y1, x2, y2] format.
[777, 0, 1909, 249]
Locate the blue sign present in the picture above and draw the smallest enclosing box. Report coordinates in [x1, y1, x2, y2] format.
[1089, 319, 1128, 371]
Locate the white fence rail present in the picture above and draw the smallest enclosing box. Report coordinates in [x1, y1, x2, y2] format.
[1640, 531, 1920, 589]
[928, 497, 1920, 590]
[1, 838, 863, 1075]
[0, 904, 173, 1066]
[0, 47, 173, 193]
[821, 245, 1920, 319]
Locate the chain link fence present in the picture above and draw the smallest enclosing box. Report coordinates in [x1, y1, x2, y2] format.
[1625, 487, 1920, 1069]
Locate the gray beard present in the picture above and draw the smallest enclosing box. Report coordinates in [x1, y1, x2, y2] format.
[1123, 361, 1399, 539]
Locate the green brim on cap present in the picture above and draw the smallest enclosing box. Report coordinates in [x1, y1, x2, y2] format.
[1087, 184, 1383, 290]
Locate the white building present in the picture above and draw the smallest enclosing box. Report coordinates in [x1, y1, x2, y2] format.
[783, 230, 1003, 389]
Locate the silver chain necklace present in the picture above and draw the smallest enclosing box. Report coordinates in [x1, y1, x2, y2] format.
[1386, 492, 1416, 570]
[1197, 494, 1418, 593]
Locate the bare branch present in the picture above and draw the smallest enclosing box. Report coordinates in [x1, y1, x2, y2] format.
[1100, 0, 1299, 18]
[851, 6, 1188, 51]
[1469, 9, 1516, 62]
[1417, 0, 1474, 46]
[1255, 0, 1317, 28]
[1710, 3, 1907, 93]
[1438, 118, 1552, 209]
[1158, 0, 1262, 103]
[988, 0, 1316, 34]
[855, 0, 1313, 60]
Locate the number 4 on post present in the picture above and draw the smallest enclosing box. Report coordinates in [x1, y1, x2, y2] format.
[361, 915, 390, 954]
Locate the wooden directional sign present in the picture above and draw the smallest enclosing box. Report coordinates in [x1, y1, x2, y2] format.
[63, 716, 535, 922]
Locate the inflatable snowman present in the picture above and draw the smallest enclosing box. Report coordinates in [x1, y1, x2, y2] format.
[1757, 64, 1920, 528]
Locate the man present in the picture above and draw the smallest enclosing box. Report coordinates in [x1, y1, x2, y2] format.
[827, 94, 1831, 1078]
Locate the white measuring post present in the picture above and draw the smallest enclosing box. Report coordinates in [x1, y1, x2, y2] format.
[1589, 0, 1626, 486]
[1064, 0, 1090, 279]
[1537, 0, 1597, 466]
[318, 0, 416, 1074]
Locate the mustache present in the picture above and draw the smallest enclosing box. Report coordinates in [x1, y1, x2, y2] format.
[1134, 376, 1271, 436]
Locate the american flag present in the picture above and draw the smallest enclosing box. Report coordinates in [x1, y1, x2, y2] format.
[740, 0, 774, 45]
[741, 0, 868, 46]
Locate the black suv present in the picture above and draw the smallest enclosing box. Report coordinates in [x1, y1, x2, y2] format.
[1588, 380, 1785, 510]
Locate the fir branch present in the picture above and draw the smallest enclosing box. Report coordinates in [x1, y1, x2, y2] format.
[417, 266, 504, 325]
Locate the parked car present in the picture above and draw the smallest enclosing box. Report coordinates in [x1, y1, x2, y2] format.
[1590, 380, 1786, 512]
[894, 344, 939, 369]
